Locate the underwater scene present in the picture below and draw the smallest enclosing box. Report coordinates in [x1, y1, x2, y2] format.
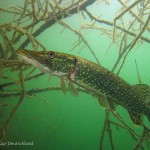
[0, 0, 150, 150]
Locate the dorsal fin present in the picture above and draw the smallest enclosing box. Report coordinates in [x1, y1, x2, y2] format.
[133, 84, 150, 107]
[133, 84, 150, 96]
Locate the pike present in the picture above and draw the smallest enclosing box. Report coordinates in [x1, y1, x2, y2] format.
[17, 50, 150, 125]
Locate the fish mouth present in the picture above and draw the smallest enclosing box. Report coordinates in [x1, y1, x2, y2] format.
[17, 50, 40, 61]
[16, 50, 51, 73]
[17, 50, 35, 64]
[17, 50, 40, 65]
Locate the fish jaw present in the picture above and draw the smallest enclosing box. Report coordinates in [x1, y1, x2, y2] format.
[17, 50, 51, 73]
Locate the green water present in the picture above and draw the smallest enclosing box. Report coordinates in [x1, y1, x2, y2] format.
[0, 0, 150, 150]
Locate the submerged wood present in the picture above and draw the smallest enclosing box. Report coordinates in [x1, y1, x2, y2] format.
[0, 0, 150, 149]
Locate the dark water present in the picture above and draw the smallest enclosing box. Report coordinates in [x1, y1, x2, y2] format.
[0, 0, 150, 150]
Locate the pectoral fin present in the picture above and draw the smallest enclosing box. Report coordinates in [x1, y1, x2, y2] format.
[67, 80, 78, 96]
[60, 77, 66, 95]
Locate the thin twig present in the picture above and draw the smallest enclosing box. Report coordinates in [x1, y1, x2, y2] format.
[58, 20, 101, 65]
[135, 60, 142, 84]
[0, 70, 25, 140]
[118, 0, 150, 32]
[113, 0, 142, 41]
[85, 9, 150, 43]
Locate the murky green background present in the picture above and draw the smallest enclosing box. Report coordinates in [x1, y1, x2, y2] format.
[0, 0, 150, 150]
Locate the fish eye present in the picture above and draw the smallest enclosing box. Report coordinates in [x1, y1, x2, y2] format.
[48, 52, 55, 59]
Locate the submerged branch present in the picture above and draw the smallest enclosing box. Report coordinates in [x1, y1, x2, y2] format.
[129, 13, 150, 51]
[99, 110, 110, 150]
[0, 71, 25, 140]
[135, 60, 142, 84]
[113, 0, 142, 41]
[0, 86, 90, 98]
[0, 72, 44, 90]
[85, 9, 150, 43]
[133, 125, 150, 150]
[115, 13, 150, 74]
[118, 0, 150, 32]
[19, 0, 97, 49]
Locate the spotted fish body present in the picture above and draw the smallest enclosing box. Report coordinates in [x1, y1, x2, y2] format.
[17, 50, 150, 125]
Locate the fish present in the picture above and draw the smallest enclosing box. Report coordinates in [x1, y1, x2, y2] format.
[16, 49, 150, 125]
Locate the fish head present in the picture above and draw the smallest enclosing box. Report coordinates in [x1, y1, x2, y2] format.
[17, 50, 78, 77]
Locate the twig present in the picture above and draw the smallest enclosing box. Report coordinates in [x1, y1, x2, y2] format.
[0, 29, 17, 58]
[19, 0, 97, 48]
[113, 0, 142, 41]
[118, 0, 150, 32]
[129, 13, 150, 51]
[111, 111, 142, 138]
[135, 60, 142, 84]
[85, 9, 150, 43]
[0, 70, 25, 140]
[133, 125, 150, 150]
[0, 72, 44, 90]
[99, 110, 110, 150]
[115, 14, 150, 74]
[0, 85, 90, 98]
[58, 20, 101, 65]
[107, 119, 115, 150]
[111, 42, 132, 73]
